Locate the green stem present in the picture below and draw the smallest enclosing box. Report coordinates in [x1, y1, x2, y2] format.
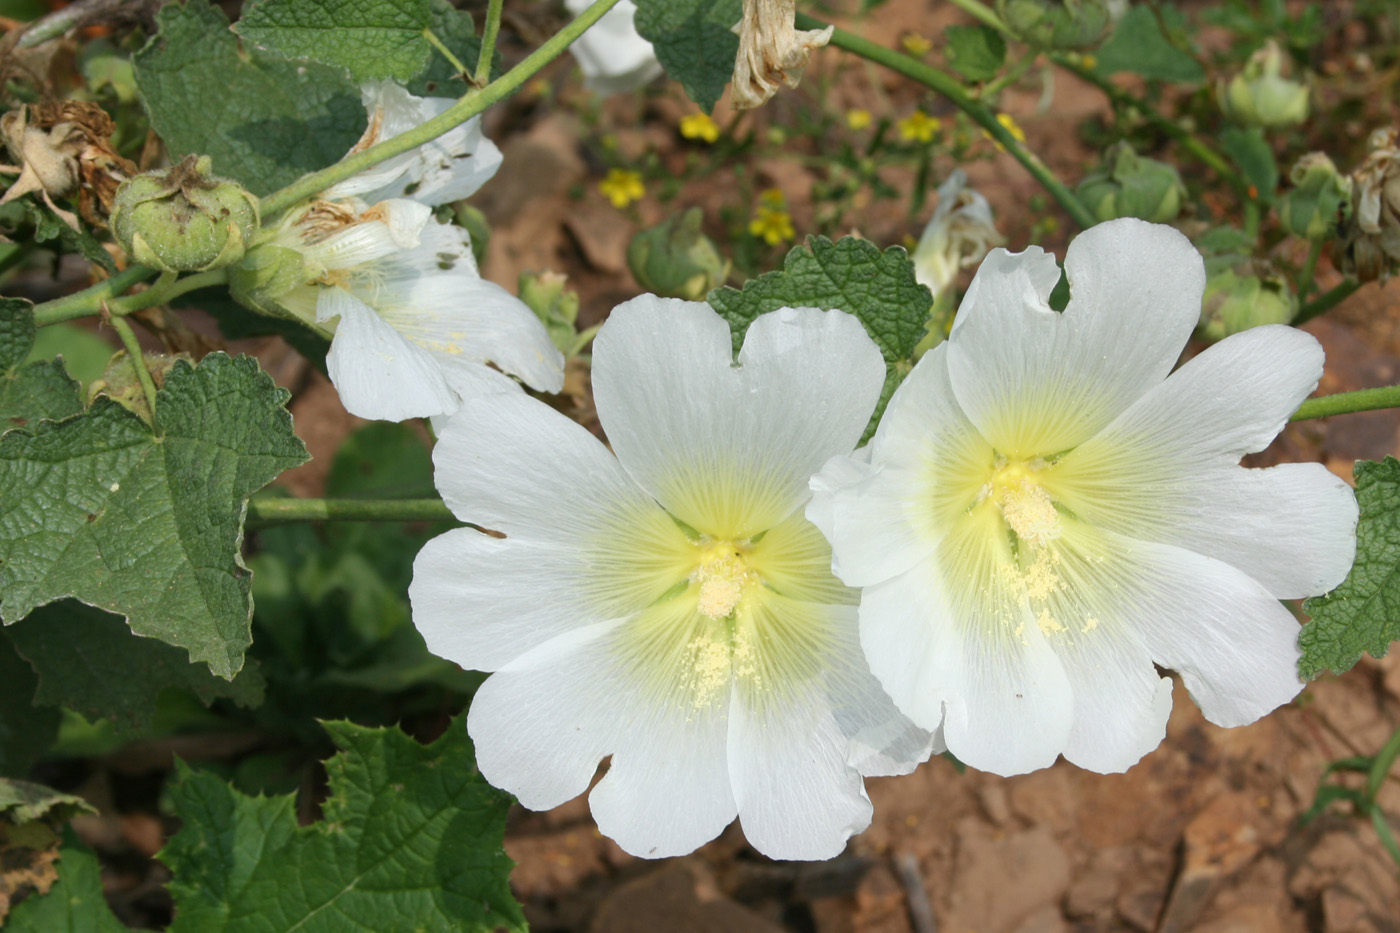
[475, 0, 505, 87]
[798, 13, 1097, 231]
[259, 0, 624, 219]
[110, 315, 159, 416]
[943, 0, 1010, 33]
[31, 265, 157, 327]
[1053, 55, 1245, 195]
[1293, 279, 1361, 326]
[423, 28, 470, 78]
[1291, 385, 1400, 422]
[246, 497, 457, 526]
[980, 49, 1039, 99]
[1366, 720, 1400, 801]
[1296, 239, 1323, 303]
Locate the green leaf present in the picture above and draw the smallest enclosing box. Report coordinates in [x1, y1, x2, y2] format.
[0, 299, 35, 370]
[5, 832, 126, 933]
[0, 779, 93, 826]
[0, 634, 59, 777]
[707, 235, 933, 440]
[0, 353, 308, 679]
[25, 325, 116, 389]
[6, 600, 265, 735]
[236, 0, 436, 83]
[944, 25, 1006, 82]
[634, 0, 742, 112]
[408, 0, 490, 96]
[1093, 5, 1204, 83]
[133, 0, 366, 197]
[161, 717, 525, 933]
[1220, 126, 1279, 202]
[1300, 458, 1400, 679]
[22, 203, 116, 275]
[1, 299, 83, 435]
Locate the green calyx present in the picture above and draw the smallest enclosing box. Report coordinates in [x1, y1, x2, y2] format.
[627, 208, 731, 302]
[110, 155, 260, 273]
[995, 0, 1112, 51]
[1075, 141, 1187, 224]
[1197, 261, 1297, 341]
[1279, 153, 1352, 241]
[1217, 40, 1310, 129]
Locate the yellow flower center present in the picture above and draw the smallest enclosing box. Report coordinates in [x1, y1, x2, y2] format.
[691, 540, 757, 619]
[987, 457, 1062, 547]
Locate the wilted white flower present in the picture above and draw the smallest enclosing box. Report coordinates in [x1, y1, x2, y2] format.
[264, 197, 563, 421]
[325, 81, 503, 207]
[731, 0, 833, 110]
[411, 298, 934, 860]
[911, 169, 1005, 298]
[564, 0, 664, 95]
[809, 218, 1357, 777]
[1339, 127, 1400, 282]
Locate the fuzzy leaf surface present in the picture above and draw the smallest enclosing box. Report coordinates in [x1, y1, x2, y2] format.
[0, 353, 308, 678]
[1300, 457, 1400, 678]
[161, 718, 525, 932]
[6, 600, 265, 734]
[236, 0, 434, 83]
[5, 834, 125, 933]
[133, 0, 365, 196]
[634, 0, 741, 111]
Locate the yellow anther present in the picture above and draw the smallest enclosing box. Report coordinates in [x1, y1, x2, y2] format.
[988, 458, 1061, 547]
[693, 543, 755, 619]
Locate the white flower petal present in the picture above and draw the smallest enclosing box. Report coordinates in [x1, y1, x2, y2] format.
[1047, 325, 1354, 596]
[321, 287, 457, 420]
[303, 199, 432, 272]
[858, 510, 1076, 777]
[728, 688, 873, 860]
[947, 218, 1205, 455]
[565, 0, 664, 95]
[327, 83, 503, 206]
[592, 297, 886, 538]
[812, 345, 993, 587]
[467, 622, 620, 810]
[1108, 533, 1305, 728]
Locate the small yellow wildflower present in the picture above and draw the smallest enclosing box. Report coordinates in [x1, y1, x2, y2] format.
[901, 33, 932, 56]
[680, 112, 721, 144]
[846, 108, 873, 131]
[984, 113, 1028, 152]
[898, 111, 942, 144]
[1079, 54, 1098, 70]
[749, 192, 796, 245]
[599, 168, 645, 209]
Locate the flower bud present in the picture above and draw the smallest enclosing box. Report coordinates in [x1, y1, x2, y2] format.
[1075, 141, 1187, 224]
[227, 242, 311, 321]
[995, 0, 1112, 51]
[1197, 261, 1296, 341]
[518, 270, 582, 355]
[1337, 127, 1400, 282]
[627, 208, 732, 301]
[110, 155, 259, 273]
[1216, 40, 1310, 129]
[1277, 153, 1351, 241]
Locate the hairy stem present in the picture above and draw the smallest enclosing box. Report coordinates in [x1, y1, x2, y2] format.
[109, 315, 159, 415]
[259, 0, 623, 218]
[31, 265, 156, 327]
[246, 497, 459, 526]
[1292, 385, 1400, 422]
[798, 13, 1098, 230]
[475, 0, 505, 87]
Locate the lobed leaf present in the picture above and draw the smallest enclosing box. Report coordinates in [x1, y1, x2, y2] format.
[634, 0, 742, 112]
[1093, 4, 1204, 83]
[5, 601, 265, 734]
[5, 833, 125, 933]
[160, 717, 525, 932]
[944, 25, 1006, 82]
[133, 0, 365, 197]
[1300, 457, 1400, 679]
[708, 236, 932, 440]
[236, 0, 436, 83]
[0, 353, 308, 679]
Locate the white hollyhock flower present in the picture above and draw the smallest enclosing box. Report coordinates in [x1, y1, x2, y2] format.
[325, 81, 503, 206]
[410, 297, 935, 860]
[912, 169, 1005, 298]
[271, 197, 563, 421]
[808, 218, 1358, 778]
[564, 0, 664, 95]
